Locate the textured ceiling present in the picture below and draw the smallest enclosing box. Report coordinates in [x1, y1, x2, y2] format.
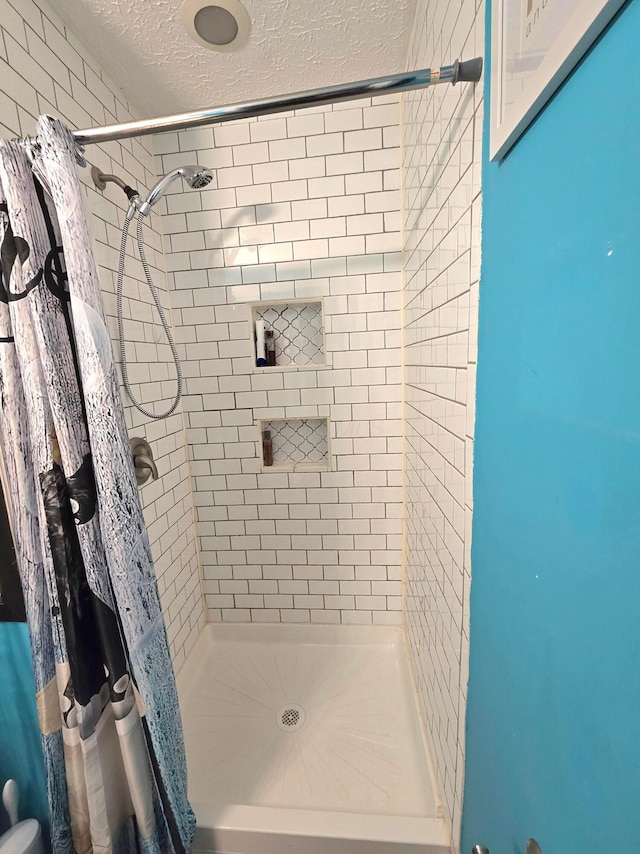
[53, 0, 417, 120]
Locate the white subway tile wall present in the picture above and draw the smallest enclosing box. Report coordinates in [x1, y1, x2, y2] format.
[0, 0, 204, 672]
[402, 0, 483, 850]
[156, 97, 404, 625]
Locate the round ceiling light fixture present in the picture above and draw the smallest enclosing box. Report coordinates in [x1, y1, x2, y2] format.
[181, 0, 251, 52]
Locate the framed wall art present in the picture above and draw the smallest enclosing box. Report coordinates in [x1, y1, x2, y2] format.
[490, 0, 627, 159]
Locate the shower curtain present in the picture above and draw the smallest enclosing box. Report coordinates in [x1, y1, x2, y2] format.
[0, 117, 195, 853]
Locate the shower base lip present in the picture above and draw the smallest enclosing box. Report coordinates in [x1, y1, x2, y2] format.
[180, 622, 449, 854]
[192, 802, 448, 854]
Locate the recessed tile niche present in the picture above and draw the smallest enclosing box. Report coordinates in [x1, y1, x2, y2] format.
[259, 417, 329, 472]
[250, 300, 325, 370]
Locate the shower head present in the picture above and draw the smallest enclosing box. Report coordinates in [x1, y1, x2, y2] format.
[187, 168, 214, 190]
[139, 165, 213, 215]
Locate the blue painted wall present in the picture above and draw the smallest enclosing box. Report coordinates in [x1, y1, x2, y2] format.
[462, 2, 640, 851]
[0, 623, 48, 836]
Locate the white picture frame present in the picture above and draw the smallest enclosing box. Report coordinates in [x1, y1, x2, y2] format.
[490, 0, 626, 160]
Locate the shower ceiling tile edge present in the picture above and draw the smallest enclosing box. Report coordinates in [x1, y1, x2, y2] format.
[51, 0, 417, 117]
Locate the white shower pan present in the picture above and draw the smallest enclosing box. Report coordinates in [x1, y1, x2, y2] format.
[177, 624, 449, 854]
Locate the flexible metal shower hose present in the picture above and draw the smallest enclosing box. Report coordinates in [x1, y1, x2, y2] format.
[116, 212, 183, 420]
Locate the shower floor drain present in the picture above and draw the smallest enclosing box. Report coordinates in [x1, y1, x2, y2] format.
[276, 703, 305, 732]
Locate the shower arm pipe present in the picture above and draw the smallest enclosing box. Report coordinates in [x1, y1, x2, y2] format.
[29, 58, 483, 148]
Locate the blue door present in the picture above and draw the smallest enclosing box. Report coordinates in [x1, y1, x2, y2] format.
[461, 1, 640, 851]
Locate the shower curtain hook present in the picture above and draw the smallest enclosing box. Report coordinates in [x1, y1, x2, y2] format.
[17, 137, 41, 164]
[16, 134, 86, 168]
[73, 142, 87, 168]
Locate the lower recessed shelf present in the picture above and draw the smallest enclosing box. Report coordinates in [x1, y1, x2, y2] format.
[259, 417, 329, 472]
[265, 460, 328, 473]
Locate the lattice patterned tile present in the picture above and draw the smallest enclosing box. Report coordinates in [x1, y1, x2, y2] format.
[262, 418, 329, 469]
[254, 302, 324, 367]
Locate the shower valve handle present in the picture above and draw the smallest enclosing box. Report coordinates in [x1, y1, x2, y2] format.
[135, 454, 158, 481]
[130, 437, 158, 485]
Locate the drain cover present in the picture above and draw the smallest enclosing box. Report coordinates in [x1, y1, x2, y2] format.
[282, 708, 300, 727]
[276, 703, 305, 732]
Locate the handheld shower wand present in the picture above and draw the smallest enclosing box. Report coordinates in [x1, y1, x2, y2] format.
[104, 163, 213, 420]
[137, 165, 213, 216]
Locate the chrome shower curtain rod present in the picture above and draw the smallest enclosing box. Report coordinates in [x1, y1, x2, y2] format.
[39, 57, 483, 148]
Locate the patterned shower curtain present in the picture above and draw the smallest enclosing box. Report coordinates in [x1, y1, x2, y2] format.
[0, 117, 195, 853]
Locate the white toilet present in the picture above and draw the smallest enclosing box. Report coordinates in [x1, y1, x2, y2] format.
[0, 820, 43, 854]
[0, 781, 43, 854]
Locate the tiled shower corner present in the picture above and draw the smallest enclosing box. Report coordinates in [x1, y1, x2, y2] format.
[402, 0, 484, 849]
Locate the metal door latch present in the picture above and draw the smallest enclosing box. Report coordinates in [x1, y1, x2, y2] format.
[472, 839, 542, 854]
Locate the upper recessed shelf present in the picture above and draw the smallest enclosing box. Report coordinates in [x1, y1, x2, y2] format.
[251, 299, 325, 371]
